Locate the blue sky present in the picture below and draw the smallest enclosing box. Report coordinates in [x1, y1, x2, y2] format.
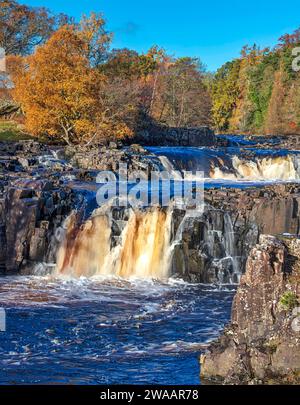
[25, 0, 299, 71]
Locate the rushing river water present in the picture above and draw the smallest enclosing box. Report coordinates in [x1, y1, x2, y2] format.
[1, 135, 297, 385]
[0, 276, 234, 384]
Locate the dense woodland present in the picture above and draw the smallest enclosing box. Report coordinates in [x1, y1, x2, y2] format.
[212, 34, 300, 135]
[0, 0, 299, 144]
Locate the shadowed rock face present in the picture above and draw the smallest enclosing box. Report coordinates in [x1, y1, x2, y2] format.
[135, 126, 216, 147]
[1, 179, 74, 274]
[200, 235, 300, 384]
[0, 141, 75, 274]
[172, 185, 300, 283]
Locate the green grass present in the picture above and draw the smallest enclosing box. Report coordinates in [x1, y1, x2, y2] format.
[279, 291, 299, 311]
[0, 121, 34, 141]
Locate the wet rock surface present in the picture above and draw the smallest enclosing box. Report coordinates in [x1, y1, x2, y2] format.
[1, 138, 300, 383]
[173, 184, 300, 283]
[200, 234, 300, 384]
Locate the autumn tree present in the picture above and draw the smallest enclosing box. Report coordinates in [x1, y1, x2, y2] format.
[211, 60, 241, 131]
[150, 57, 211, 127]
[277, 28, 300, 49]
[99, 46, 163, 133]
[0, 0, 71, 55]
[101, 48, 157, 80]
[211, 28, 300, 135]
[78, 12, 112, 66]
[9, 13, 115, 144]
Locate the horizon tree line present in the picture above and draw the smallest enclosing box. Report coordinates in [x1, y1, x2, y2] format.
[0, 0, 299, 144]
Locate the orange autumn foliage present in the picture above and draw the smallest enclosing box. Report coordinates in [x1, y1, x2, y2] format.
[9, 20, 133, 144]
[10, 25, 100, 144]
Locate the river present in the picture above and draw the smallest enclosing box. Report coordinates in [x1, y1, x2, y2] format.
[0, 277, 234, 384]
[0, 134, 298, 384]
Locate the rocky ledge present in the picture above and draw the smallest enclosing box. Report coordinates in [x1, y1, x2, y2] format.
[0, 141, 76, 274]
[200, 234, 300, 384]
[1, 140, 300, 281]
[135, 125, 216, 147]
[65, 143, 163, 175]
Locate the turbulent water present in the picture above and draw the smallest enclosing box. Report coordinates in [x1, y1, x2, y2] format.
[149, 146, 300, 182]
[0, 276, 234, 384]
[210, 155, 298, 181]
[2, 136, 296, 385]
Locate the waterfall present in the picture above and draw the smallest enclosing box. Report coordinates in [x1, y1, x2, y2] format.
[56, 208, 173, 280]
[159, 156, 182, 180]
[210, 155, 299, 181]
[223, 213, 239, 282]
[207, 212, 240, 284]
[55, 204, 241, 284]
[55, 212, 111, 277]
[151, 147, 300, 181]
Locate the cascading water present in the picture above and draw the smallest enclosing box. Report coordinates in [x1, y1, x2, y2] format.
[56, 208, 173, 280]
[219, 213, 240, 283]
[158, 156, 182, 180]
[56, 212, 112, 278]
[149, 146, 300, 181]
[210, 155, 299, 181]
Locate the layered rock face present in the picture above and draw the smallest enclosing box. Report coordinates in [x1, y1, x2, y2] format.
[200, 235, 300, 384]
[2, 140, 300, 281]
[135, 126, 216, 147]
[1, 179, 73, 274]
[0, 141, 74, 274]
[173, 185, 300, 283]
[65, 143, 163, 174]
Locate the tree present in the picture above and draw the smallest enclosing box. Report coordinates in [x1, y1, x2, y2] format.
[151, 57, 211, 127]
[10, 25, 107, 144]
[211, 60, 240, 131]
[211, 31, 300, 135]
[0, 0, 71, 55]
[78, 12, 112, 66]
[99, 46, 164, 132]
[277, 27, 300, 49]
[101, 48, 157, 80]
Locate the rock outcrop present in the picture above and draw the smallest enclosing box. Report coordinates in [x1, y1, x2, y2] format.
[65, 143, 163, 175]
[1, 140, 300, 283]
[2, 179, 74, 274]
[135, 125, 216, 147]
[0, 141, 75, 274]
[200, 235, 300, 384]
[172, 184, 300, 283]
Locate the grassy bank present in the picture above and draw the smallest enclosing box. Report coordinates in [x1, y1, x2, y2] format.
[0, 121, 34, 142]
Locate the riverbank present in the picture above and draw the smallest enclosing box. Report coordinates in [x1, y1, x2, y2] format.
[200, 234, 300, 385]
